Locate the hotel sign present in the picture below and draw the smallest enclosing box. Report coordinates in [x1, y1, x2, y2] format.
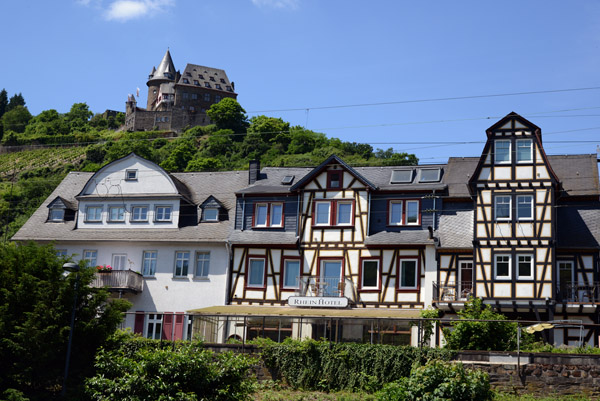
[288, 296, 348, 308]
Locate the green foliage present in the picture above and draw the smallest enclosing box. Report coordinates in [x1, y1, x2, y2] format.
[375, 360, 492, 401]
[6, 93, 26, 112]
[443, 298, 520, 351]
[85, 332, 256, 401]
[257, 338, 453, 393]
[160, 140, 196, 172]
[0, 242, 131, 400]
[523, 341, 600, 355]
[207, 98, 249, 135]
[1, 106, 32, 133]
[412, 308, 440, 347]
[0, 89, 8, 119]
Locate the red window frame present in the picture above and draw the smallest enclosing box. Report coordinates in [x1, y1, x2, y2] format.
[387, 199, 421, 226]
[327, 170, 342, 189]
[396, 256, 420, 292]
[245, 254, 267, 290]
[358, 256, 381, 292]
[252, 202, 284, 228]
[311, 199, 355, 228]
[280, 255, 302, 291]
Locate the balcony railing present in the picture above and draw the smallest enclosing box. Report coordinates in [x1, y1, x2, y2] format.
[91, 269, 144, 294]
[433, 282, 473, 302]
[557, 283, 600, 303]
[296, 276, 356, 301]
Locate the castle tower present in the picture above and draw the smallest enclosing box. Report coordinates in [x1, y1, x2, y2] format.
[146, 49, 176, 110]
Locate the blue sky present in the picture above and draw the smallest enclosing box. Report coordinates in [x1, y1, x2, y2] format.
[1, 0, 599, 163]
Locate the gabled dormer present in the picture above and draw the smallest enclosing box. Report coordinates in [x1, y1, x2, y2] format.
[76, 153, 192, 229]
[46, 196, 75, 222]
[199, 196, 227, 222]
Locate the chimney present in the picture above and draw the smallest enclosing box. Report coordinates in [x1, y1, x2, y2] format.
[249, 160, 260, 184]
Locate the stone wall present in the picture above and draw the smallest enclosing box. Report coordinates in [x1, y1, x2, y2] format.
[456, 351, 600, 398]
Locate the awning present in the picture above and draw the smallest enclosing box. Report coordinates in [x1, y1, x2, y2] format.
[188, 305, 421, 319]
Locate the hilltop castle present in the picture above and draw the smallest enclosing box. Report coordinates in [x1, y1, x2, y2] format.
[124, 49, 238, 132]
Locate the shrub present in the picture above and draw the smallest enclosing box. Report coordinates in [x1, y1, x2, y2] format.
[376, 360, 492, 401]
[86, 332, 256, 401]
[256, 338, 453, 392]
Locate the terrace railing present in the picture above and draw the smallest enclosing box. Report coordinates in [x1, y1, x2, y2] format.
[91, 269, 144, 294]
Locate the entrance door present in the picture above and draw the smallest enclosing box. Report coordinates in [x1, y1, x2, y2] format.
[321, 260, 342, 296]
[459, 261, 473, 300]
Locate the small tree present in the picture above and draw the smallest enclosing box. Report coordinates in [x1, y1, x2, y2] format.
[442, 297, 518, 351]
[206, 98, 249, 135]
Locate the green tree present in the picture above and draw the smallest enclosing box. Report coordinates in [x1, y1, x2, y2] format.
[6, 93, 25, 112]
[24, 109, 69, 137]
[185, 156, 223, 171]
[206, 98, 249, 135]
[1, 105, 32, 133]
[0, 88, 8, 118]
[104, 139, 154, 162]
[160, 140, 196, 171]
[0, 242, 130, 399]
[65, 103, 93, 131]
[248, 115, 290, 143]
[443, 297, 519, 351]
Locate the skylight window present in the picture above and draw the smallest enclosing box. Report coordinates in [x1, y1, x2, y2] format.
[418, 168, 442, 183]
[281, 175, 295, 185]
[390, 169, 414, 184]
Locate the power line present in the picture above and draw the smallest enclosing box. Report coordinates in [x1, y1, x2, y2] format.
[247, 87, 600, 113]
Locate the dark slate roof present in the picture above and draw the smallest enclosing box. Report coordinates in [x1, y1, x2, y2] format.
[229, 231, 299, 245]
[365, 230, 433, 245]
[12, 170, 248, 243]
[436, 209, 474, 249]
[148, 49, 176, 83]
[237, 167, 312, 194]
[443, 154, 599, 198]
[355, 165, 446, 191]
[178, 64, 236, 94]
[290, 155, 377, 191]
[556, 204, 600, 249]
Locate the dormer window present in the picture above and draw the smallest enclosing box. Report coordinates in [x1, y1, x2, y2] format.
[125, 169, 138, 181]
[49, 208, 65, 221]
[109, 206, 125, 222]
[155, 206, 172, 222]
[203, 208, 219, 222]
[182, 78, 189, 84]
[85, 206, 103, 222]
[327, 171, 342, 189]
[495, 140, 511, 163]
[253, 203, 283, 228]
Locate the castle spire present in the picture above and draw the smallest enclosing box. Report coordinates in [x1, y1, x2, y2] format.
[147, 49, 176, 85]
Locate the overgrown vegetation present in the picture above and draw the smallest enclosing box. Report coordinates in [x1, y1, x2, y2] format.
[85, 331, 256, 401]
[375, 360, 492, 401]
[0, 242, 130, 400]
[255, 338, 453, 392]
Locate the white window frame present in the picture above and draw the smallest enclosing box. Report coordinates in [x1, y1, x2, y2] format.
[314, 201, 331, 226]
[112, 253, 128, 271]
[155, 205, 172, 222]
[405, 200, 420, 225]
[195, 251, 210, 278]
[254, 203, 268, 227]
[203, 208, 219, 222]
[494, 195, 511, 221]
[361, 259, 380, 290]
[516, 195, 533, 221]
[269, 203, 284, 227]
[389, 201, 403, 225]
[145, 313, 163, 339]
[108, 206, 125, 222]
[125, 169, 138, 181]
[83, 250, 97, 267]
[174, 251, 190, 277]
[494, 254, 512, 280]
[247, 258, 266, 288]
[142, 250, 157, 276]
[49, 208, 65, 221]
[282, 259, 301, 289]
[516, 254, 533, 280]
[495, 139, 511, 164]
[131, 205, 149, 222]
[336, 201, 353, 226]
[516, 139, 533, 163]
[398, 259, 418, 290]
[85, 205, 103, 222]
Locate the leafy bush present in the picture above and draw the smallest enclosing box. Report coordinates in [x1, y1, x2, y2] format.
[375, 360, 492, 401]
[86, 332, 256, 401]
[523, 342, 600, 355]
[256, 338, 453, 392]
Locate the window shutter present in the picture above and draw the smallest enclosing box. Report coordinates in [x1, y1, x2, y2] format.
[162, 312, 174, 340]
[174, 312, 185, 340]
[134, 311, 145, 334]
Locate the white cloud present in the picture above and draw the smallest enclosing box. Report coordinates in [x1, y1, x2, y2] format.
[104, 0, 174, 21]
[251, 0, 299, 10]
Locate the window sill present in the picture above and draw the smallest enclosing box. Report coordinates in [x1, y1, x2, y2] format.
[312, 225, 355, 229]
[172, 276, 190, 281]
[358, 288, 381, 293]
[143, 275, 157, 279]
[193, 277, 210, 281]
[245, 285, 266, 291]
[397, 288, 419, 292]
